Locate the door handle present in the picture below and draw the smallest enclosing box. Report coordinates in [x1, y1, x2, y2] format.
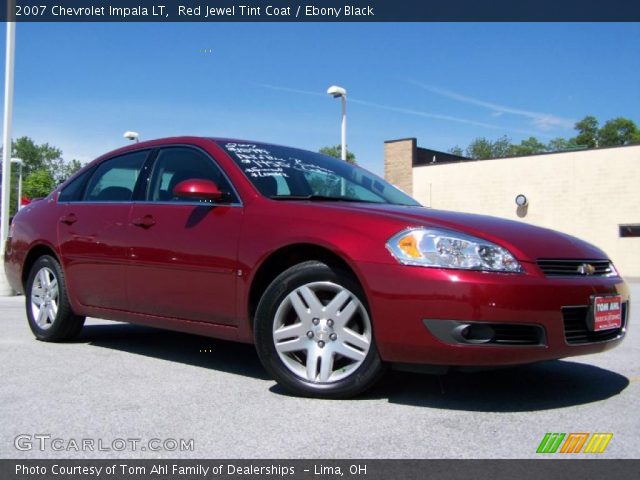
[60, 213, 77, 225]
[132, 215, 156, 229]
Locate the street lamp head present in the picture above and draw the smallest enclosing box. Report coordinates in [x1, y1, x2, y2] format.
[327, 85, 347, 98]
[123, 131, 140, 143]
[10, 157, 23, 165]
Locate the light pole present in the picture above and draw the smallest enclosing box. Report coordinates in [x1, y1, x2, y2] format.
[11, 158, 23, 212]
[327, 85, 347, 161]
[1, 19, 16, 262]
[0, 11, 16, 296]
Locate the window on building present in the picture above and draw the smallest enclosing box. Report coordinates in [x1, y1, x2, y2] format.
[619, 224, 640, 238]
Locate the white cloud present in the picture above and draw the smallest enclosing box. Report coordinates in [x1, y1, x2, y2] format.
[406, 79, 575, 131]
[349, 99, 549, 137]
[259, 84, 550, 137]
[257, 83, 325, 98]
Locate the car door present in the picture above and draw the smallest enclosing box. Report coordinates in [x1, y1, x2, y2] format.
[125, 146, 243, 325]
[57, 150, 149, 310]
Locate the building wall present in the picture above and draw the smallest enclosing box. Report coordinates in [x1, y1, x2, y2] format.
[385, 141, 640, 278]
[384, 138, 415, 196]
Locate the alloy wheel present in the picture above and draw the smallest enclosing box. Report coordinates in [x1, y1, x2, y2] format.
[272, 281, 372, 383]
[30, 267, 59, 330]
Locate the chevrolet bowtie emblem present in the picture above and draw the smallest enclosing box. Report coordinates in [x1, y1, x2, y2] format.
[577, 263, 596, 275]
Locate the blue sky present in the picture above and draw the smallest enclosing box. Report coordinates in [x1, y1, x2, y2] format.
[1, 22, 639, 174]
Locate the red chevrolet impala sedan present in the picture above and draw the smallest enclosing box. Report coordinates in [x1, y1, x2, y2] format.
[4, 137, 630, 398]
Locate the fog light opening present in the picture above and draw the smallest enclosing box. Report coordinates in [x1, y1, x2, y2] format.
[453, 323, 495, 344]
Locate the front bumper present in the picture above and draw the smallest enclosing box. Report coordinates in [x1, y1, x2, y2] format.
[358, 261, 629, 365]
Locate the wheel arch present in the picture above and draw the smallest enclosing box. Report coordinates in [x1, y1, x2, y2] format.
[22, 243, 60, 290]
[247, 243, 365, 331]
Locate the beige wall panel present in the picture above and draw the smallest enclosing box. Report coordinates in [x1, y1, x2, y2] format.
[408, 146, 640, 278]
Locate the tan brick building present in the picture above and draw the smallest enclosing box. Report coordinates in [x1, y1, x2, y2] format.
[384, 138, 640, 278]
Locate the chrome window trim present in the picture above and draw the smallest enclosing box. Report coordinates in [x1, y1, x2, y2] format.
[131, 201, 243, 207]
[56, 200, 242, 207]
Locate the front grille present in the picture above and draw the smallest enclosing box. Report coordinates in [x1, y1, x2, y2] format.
[490, 324, 545, 346]
[537, 259, 615, 277]
[562, 302, 627, 344]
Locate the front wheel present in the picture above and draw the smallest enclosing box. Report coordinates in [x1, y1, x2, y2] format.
[25, 255, 85, 342]
[254, 261, 386, 398]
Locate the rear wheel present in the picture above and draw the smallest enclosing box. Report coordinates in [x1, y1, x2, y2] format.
[25, 255, 85, 342]
[254, 261, 385, 398]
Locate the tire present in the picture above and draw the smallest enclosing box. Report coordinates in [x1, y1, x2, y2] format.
[254, 260, 386, 398]
[25, 255, 85, 342]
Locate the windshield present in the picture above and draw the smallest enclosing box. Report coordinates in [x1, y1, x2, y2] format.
[217, 141, 420, 206]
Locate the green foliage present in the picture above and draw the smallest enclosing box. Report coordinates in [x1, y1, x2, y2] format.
[12, 137, 62, 177]
[465, 135, 547, 159]
[58, 158, 83, 183]
[492, 136, 513, 158]
[509, 136, 547, 156]
[319, 145, 357, 165]
[547, 137, 578, 152]
[6, 136, 83, 213]
[448, 146, 464, 156]
[572, 115, 599, 148]
[13, 136, 83, 185]
[465, 137, 493, 159]
[22, 169, 56, 199]
[598, 117, 640, 147]
[455, 115, 639, 160]
[466, 136, 515, 159]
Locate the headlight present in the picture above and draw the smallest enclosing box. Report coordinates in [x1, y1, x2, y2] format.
[386, 227, 522, 273]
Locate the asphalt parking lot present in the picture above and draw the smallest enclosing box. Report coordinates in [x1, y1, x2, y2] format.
[1, 282, 638, 459]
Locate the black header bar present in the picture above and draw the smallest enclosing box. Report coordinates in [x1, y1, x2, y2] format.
[2, 459, 640, 480]
[3, 0, 640, 22]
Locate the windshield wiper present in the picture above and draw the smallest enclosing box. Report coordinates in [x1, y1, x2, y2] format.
[269, 195, 375, 203]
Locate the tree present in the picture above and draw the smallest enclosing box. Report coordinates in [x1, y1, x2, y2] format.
[58, 159, 83, 183]
[451, 115, 639, 158]
[573, 115, 599, 148]
[448, 146, 464, 156]
[6, 136, 83, 213]
[492, 135, 513, 158]
[12, 136, 62, 177]
[22, 169, 56, 200]
[12, 136, 82, 184]
[598, 117, 640, 147]
[465, 137, 493, 159]
[547, 137, 578, 152]
[465, 136, 514, 159]
[319, 145, 356, 164]
[509, 136, 547, 156]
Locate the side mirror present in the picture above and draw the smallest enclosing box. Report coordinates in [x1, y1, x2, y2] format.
[173, 179, 223, 202]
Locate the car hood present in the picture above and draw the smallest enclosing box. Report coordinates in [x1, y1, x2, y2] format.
[317, 202, 609, 262]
